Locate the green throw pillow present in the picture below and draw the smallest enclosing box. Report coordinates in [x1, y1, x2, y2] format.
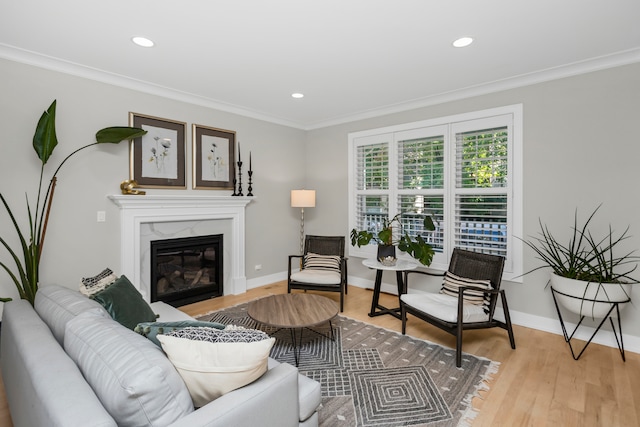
[135, 320, 226, 347]
[91, 275, 157, 330]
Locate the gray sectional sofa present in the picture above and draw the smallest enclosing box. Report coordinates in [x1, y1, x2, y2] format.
[0, 284, 321, 427]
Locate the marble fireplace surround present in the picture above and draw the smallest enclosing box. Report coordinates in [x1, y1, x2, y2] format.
[108, 195, 253, 301]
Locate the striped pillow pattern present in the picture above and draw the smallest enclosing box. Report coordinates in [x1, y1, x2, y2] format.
[79, 267, 118, 296]
[303, 252, 341, 274]
[440, 271, 492, 310]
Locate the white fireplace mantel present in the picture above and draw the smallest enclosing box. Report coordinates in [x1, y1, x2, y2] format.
[108, 195, 253, 300]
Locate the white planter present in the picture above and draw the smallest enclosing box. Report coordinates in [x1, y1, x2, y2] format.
[550, 273, 632, 318]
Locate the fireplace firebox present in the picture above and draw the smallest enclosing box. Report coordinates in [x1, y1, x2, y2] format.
[150, 234, 223, 307]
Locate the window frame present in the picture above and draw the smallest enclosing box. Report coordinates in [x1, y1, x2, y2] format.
[348, 104, 523, 281]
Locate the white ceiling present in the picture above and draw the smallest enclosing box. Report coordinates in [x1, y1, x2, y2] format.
[2, 0, 640, 130]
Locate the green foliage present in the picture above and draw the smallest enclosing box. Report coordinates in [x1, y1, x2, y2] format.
[0, 100, 146, 305]
[350, 213, 436, 266]
[32, 100, 58, 164]
[521, 205, 639, 285]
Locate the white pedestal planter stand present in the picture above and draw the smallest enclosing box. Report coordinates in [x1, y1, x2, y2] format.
[550, 273, 631, 361]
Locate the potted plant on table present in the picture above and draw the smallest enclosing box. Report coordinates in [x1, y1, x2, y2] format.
[350, 212, 436, 266]
[0, 100, 147, 305]
[521, 205, 639, 319]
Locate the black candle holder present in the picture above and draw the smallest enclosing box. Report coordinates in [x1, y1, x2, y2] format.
[236, 161, 244, 196]
[247, 170, 253, 196]
[231, 177, 238, 196]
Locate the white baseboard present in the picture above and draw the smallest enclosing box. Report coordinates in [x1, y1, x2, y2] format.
[246, 271, 289, 291]
[250, 272, 640, 355]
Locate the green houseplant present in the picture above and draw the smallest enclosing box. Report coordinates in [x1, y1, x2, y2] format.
[521, 205, 639, 318]
[350, 212, 436, 266]
[0, 100, 147, 305]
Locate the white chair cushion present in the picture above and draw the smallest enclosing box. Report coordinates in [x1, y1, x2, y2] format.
[290, 269, 341, 285]
[401, 292, 490, 323]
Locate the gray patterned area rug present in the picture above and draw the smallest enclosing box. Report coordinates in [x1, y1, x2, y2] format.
[198, 301, 499, 427]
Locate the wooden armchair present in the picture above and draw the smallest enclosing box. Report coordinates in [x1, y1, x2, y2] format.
[400, 248, 515, 367]
[287, 235, 347, 312]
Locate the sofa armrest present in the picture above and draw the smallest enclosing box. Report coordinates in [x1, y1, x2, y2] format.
[168, 363, 300, 427]
[1, 300, 116, 427]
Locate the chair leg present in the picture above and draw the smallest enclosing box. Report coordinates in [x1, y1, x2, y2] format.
[500, 290, 516, 349]
[344, 263, 348, 294]
[401, 304, 407, 335]
[456, 325, 463, 367]
[339, 289, 344, 312]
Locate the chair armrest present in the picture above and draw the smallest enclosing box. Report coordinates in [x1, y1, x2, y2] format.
[288, 254, 303, 276]
[455, 286, 505, 321]
[457, 285, 501, 296]
[402, 269, 445, 293]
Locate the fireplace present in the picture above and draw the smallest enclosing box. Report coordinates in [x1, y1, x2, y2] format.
[108, 195, 253, 301]
[151, 234, 223, 307]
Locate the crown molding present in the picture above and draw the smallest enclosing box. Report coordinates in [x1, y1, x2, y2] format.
[306, 48, 640, 130]
[2, 43, 639, 131]
[0, 43, 303, 129]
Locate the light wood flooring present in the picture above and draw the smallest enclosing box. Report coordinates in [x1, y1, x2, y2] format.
[1, 282, 638, 426]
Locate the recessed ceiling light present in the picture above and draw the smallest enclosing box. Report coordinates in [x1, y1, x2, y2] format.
[291, 93, 304, 99]
[452, 37, 474, 48]
[132, 36, 155, 48]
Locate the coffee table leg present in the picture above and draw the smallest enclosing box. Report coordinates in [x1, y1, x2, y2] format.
[290, 328, 299, 367]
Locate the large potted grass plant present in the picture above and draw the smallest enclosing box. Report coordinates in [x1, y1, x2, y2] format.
[0, 100, 146, 305]
[522, 205, 638, 318]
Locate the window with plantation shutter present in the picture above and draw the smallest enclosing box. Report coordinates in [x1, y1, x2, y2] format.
[348, 105, 523, 280]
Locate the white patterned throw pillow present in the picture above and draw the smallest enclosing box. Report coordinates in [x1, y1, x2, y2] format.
[79, 267, 117, 296]
[158, 327, 275, 407]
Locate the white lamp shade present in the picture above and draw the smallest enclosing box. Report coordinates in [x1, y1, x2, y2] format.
[291, 190, 316, 208]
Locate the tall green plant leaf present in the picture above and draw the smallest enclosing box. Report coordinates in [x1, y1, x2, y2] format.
[96, 127, 147, 143]
[32, 100, 58, 165]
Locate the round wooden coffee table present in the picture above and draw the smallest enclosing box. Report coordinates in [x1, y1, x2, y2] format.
[248, 293, 338, 366]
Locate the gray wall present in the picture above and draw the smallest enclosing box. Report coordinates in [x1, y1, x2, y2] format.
[0, 58, 306, 310]
[2, 57, 640, 344]
[305, 62, 640, 341]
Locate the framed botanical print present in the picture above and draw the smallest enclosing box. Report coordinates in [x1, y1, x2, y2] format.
[129, 113, 186, 188]
[192, 124, 236, 190]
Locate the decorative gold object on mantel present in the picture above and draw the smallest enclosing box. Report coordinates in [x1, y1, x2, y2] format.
[120, 179, 146, 195]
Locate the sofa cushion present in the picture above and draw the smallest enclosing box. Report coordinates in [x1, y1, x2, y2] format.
[158, 327, 275, 407]
[134, 320, 226, 347]
[64, 308, 194, 426]
[90, 275, 157, 330]
[34, 284, 108, 345]
[150, 300, 194, 321]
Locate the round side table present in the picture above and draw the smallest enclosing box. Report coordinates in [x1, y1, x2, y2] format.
[362, 258, 417, 319]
